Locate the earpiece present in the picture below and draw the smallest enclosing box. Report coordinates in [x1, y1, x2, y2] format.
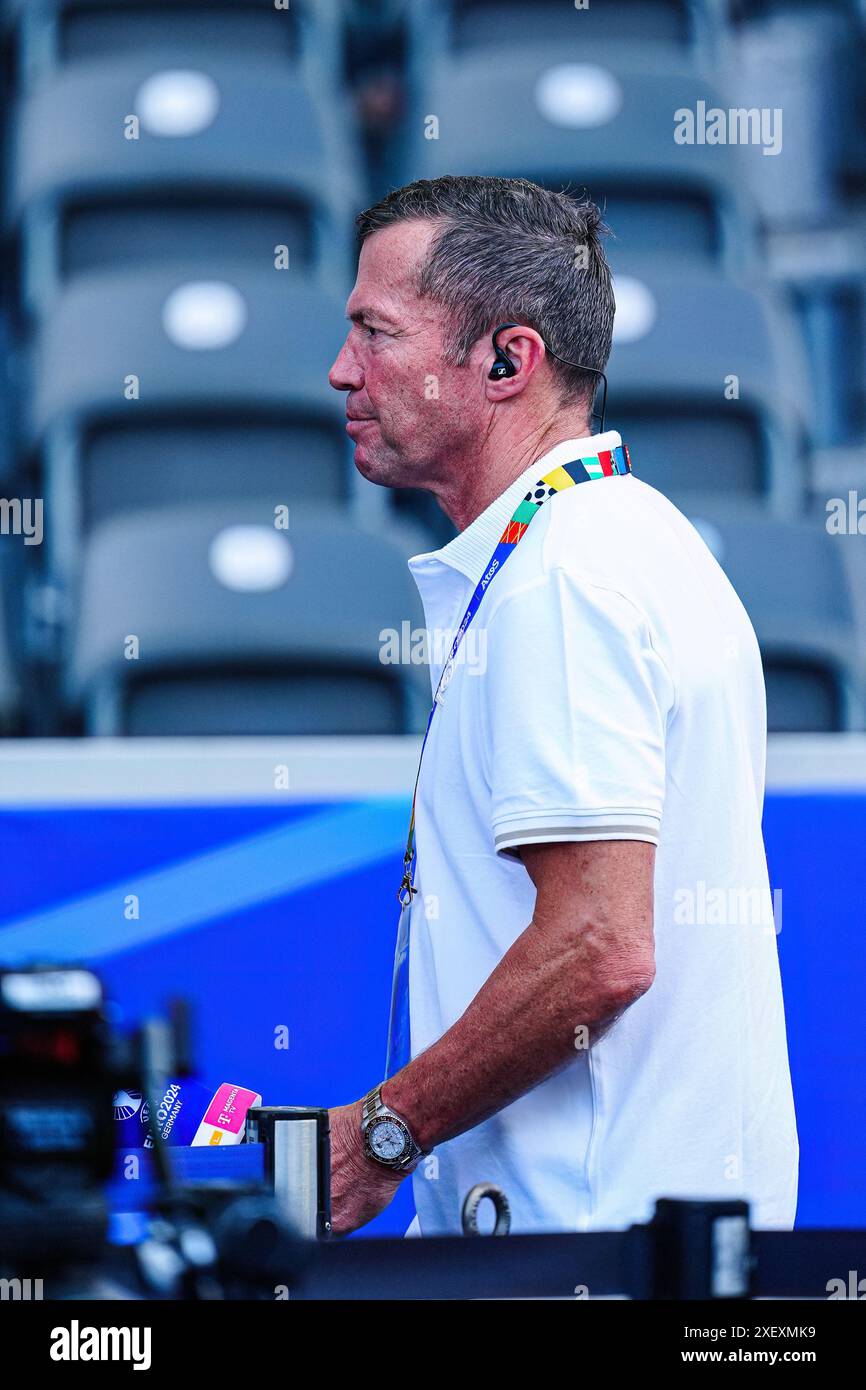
[488, 322, 519, 380]
[486, 321, 609, 431]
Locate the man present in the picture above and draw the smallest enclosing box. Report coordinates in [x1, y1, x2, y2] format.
[326, 175, 799, 1237]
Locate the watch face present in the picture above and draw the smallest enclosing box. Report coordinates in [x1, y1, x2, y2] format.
[370, 1118, 408, 1162]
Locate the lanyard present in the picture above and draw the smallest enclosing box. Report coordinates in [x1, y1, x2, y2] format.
[397, 440, 632, 905]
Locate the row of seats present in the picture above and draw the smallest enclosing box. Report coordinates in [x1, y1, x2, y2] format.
[2, 43, 858, 451]
[0, 13, 861, 460]
[0, 259, 829, 604]
[7, 0, 859, 85]
[395, 33, 866, 446]
[0, 10, 862, 288]
[2, 0, 346, 90]
[2, 496, 863, 737]
[66, 502, 433, 738]
[7, 56, 363, 326]
[0, 0, 861, 737]
[403, 0, 866, 228]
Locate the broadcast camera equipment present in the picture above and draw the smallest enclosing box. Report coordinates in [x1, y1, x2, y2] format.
[0, 963, 326, 1298]
[0, 963, 214, 1281]
[135, 1185, 315, 1301]
[0, 964, 120, 1270]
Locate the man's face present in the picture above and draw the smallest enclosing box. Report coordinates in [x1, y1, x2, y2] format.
[329, 220, 484, 490]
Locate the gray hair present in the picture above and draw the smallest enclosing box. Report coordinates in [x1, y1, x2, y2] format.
[356, 175, 615, 407]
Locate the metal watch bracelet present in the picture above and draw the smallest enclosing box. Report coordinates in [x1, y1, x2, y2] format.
[361, 1085, 426, 1173]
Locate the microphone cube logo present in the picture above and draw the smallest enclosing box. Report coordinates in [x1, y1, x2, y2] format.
[112, 1089, 144, 1122]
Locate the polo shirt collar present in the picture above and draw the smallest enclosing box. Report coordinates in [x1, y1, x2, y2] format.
[409, 429, 624, 585]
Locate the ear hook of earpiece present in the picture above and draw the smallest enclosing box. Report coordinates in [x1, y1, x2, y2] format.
[488, 321, 608, 432]
[488, 322, 520, 380]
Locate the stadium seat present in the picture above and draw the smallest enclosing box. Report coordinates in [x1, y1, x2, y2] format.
[398, 47, 759, 269]
[683, 500, 865, 731]
[3, 0, 343, 92]
[6, 54, 362, 321]
[810, 441, 866, 502]
[608, 258, 811, 514]
[25, 269, 358, 593]
[67, 502, 432, 737]
[767, 231, 866, 450]
[725, 0, 861, 16]
[727, 7, 855, 234]
[405, 0, 726, 67]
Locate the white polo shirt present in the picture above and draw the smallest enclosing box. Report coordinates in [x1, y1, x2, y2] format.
[405, 430, 799, 1235]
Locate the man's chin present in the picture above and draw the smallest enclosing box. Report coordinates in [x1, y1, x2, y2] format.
[351, 442, 375, 479]
[351, 441, 391, 487]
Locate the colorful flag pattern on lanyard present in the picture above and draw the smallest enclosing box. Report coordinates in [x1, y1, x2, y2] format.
[385, 442, 632, 1077]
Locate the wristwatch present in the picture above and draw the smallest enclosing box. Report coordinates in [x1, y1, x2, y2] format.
[361, 1085, 426, 1173]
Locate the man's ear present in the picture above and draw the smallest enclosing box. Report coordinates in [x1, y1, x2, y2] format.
[483, 327, 547, 400]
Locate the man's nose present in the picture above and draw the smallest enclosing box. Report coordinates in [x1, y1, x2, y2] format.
[329, 336, 363, 393]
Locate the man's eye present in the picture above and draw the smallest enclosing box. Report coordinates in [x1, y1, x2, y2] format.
[365, 325, 378, 337]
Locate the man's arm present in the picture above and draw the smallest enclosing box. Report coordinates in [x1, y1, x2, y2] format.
[382, 837, 656, 1152]
[328, 837, 655, 1233]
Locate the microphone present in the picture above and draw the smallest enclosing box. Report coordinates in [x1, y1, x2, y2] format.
[190, 1082, 263, 1148]
[113, 1079, 262, 1150]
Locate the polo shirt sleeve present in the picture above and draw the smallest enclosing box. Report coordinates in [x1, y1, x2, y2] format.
[484, 567, 672, 859]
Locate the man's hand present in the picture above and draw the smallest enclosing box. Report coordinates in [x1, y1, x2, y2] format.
[327, 1099, 406, 1236]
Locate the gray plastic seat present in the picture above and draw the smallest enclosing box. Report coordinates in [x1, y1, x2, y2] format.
[3, 0, 342, 91]
[6, 53, 361, 320]
[406, 0, 727, 67]
[69, 502, 432, 737]
[767, 229, 866, 449]
[399, 46, 759, 269]
[682, 500, 865, 731]
[608, 257, 811, 514]
[25, 268, 355, 591]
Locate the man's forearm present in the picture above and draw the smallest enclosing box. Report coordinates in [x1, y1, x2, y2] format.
[381, 910, 653, 1155]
